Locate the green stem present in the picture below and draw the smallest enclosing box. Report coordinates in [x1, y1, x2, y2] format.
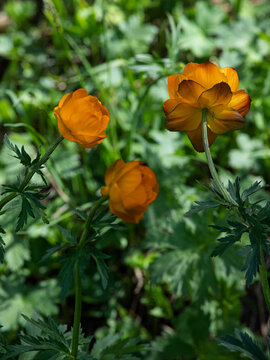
[78, 195, 108, 250]
[70, 195, 108, 358]
[0, 135, 64, 211]
[71, 261, 82, 359]
[201, 109, 237, 205]
[259, 246, 270, 313]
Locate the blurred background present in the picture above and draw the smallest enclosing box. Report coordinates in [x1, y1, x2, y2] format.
[1, 0, 270, 358]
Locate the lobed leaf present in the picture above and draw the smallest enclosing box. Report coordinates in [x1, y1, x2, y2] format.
[218, 329, 267, 360]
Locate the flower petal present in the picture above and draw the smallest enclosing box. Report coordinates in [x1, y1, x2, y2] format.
[55, 110, 77, 142]
[118, 168, 142, 195]
[208, 106, 245, 134]
[168, 74, 188, 98]
[178, 80, 205, 103]
[186, 126, 217, 152]
[198, 82, 232, 108]
[182, 62, 200, 76]
[58, 93, 71, 107]
[122, 184, 147, 209]
[165, 102, 201, 131]
[163, 99, 182, 115]
[117, 161, 141, 182]
[184, 62, 227, 89]
[72, 88, 88, 99]
[221, 67, 239, 92]
[228, 90, 251, 116]
[105, 159, 124, 186]
[109, 183, 128, 215]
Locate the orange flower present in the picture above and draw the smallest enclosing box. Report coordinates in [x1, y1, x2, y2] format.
[163, 62, 251, 152]
[101, 159, 159, 223]
[54, 89, 109, 148]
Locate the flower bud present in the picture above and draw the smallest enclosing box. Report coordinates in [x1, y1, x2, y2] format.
[101, 160, 159, 223]
[54, 89, 109, 148]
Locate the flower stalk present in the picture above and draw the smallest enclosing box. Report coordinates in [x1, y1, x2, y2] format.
[70, 195, 108, 358]
[71, 260, 82, 359]
[0, 135, 64, 212]
[259, 246, 270, 313]
[201, 109, 237, 206]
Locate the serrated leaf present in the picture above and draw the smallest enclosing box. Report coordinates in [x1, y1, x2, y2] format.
[211, 220, 246, 257]
[218, 329, 267, 360]
[91, 333, 148, 359]
[58, 226, 77, 244]
[16, 196, 35, 232]
[21, 315, 69, 347]
[4, 134, 32, 166]
[39, 243, 68, 263]
[58, 255, 76, 300]
[34, 349, 59, 360]
[241, 244, 260, 287]
[1, 313, 70, 360]
[211, 235, 240, 257]
[185, 200, 222, 216]
[242, 181, 263, 202]
[89, 249, 110, 289]
[227, 178, 242, 204]
[0, 235, 5, 263]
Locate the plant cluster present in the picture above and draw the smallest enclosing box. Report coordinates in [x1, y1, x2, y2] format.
[1, 0, 270, 359]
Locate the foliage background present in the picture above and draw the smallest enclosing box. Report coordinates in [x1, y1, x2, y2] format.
[1, 0, 270, 358]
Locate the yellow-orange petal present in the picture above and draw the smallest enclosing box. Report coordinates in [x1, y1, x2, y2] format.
[122, 184, 147, 209]
[163, 99, 182, 115]
[186, 126, 217, 152]
[165, 102, 201, 131]
[109, 183, 127, 215]
[208, 106, 245, 134]
[182, 62, 200, 76]
[116, 161, 141, 182]
[117, 168, 142, 195]
[72, 88, 88, 99]
[167, 74, 188, 98]
[198, 82, 232, 108]
[78, 135, 106, 148]
[104, 159, 124, 186]
[100, 186, 109, 196]
[178, 80, 205, 103]
[58, 93, 71, 107]
[55, 110, 77, 143]
[228, 90, 251, 116]
[221, 67, 239, 92]
[184, 62, 227, 90]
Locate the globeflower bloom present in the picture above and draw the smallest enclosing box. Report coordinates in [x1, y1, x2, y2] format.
[163, 62, 251, 152]
[101, 159, 159, 223]
[54, 89, 109, 148]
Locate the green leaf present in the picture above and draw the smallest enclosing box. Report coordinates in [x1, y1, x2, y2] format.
[0, 234, 5, 263]
[211, 221, 247, 257]
[0, 275, 59, 331]
[58, 254, 76, 300]
[241, 228, 266, 287]
[58, 225, 77, 244]
[21, 315, 69, 348]
[91, 333, 148, 359]
[242, 181, 263, 202]
[89, 248, 110, 289]
[227, 177, 242, 205]
[4, 134, 32, 167]
[218, 329, 267, 360]
[39, 243, 68, 263]
[185, 200, 222, 215]
[16, 195, 35, 232]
